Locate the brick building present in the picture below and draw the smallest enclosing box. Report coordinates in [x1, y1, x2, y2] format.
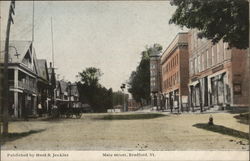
[161, 33, 189, 112]
[188, 29, 249, 110]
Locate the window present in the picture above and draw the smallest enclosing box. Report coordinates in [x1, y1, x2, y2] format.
[223, 43, 228, 60]
[204, 51, 207, 70]
[200, 55, 202, 71]
[213, 46, 217, 65]
[206, 50, 210, 68]
[212, 46, 215, 66]
[201, 52, 205, 71]
[217, 44, 220, 63]
[194, 58, 197, 74]
[190, 60, 193, 75]
[177, 54, 179, 64]
[173, 74, 175, 85]
[177, 72, 179, 83]
[197, 55, 200, 72]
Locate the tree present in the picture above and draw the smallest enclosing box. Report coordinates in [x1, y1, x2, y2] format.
[78, 67, 103, 86]
[169, 0, 249, 49]
[128, 44, 162, 105]
[76, 67, 112, 112]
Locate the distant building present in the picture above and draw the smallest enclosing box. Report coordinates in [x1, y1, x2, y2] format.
[69, 83, 81, 108]
[36, 59, 50, 114]
[48, 62, 57, 113]
[149, 48, 162, 108]
[55, 80, 81, 109]
[161, 33, 189, 112]
[188, 29, 249, 109]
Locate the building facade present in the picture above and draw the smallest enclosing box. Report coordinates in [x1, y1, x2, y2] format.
[0, 41, 81, 119]
[55, 80, 81, 109]
[161, 33, 189, 112]
[69, 83, 81, 108]
[0, 41, 38, 118]
[36, 59, 50, 114]
[188, 29, 249, 110]
[149, 48, 162, 108]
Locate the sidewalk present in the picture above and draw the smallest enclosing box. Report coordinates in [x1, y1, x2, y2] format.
[135, 105, 249, 115]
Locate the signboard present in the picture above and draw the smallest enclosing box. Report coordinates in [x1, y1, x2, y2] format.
[182, 96, 188, 104]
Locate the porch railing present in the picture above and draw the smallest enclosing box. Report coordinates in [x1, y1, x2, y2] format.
[8, 80, 37, 93]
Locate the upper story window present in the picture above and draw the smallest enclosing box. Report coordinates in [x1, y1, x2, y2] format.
[217, 44, 221, 63]
[206, 50, 210, 68]
[211, 46, 215, 66]
[190, 60, 193, 75]
[203, 51, 207, 70]
[197, 55, 201, 73]
[223, 43, 228, 60]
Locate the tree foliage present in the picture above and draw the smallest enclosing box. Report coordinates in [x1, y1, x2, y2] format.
[128, 44, 162, 104]
[77, 67, 112, 112]
[78, 67, 103, 86]
[169, 0, 249, 49]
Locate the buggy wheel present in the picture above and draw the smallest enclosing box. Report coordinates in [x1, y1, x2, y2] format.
[66, 112, 73, 118]
[51, 108, 59, 118]
[76, 113, 82, 119]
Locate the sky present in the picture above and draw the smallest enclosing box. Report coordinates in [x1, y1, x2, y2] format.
[0, 1, 186, 91]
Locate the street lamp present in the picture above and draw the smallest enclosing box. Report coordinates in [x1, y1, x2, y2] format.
[120, 83, 126, 112]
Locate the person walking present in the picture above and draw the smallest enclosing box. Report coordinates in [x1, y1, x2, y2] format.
[38, 103, 42, 117]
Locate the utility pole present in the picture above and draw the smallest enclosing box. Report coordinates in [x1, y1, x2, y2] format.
[2, 0, 15, 135]
[51, 17, 55, 68]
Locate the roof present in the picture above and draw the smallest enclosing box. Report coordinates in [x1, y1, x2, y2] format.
[0, 41, 33, 64]
[160, 32, 188, 64]
[37, 59, 49, 81]
[59, 80, 68, 93]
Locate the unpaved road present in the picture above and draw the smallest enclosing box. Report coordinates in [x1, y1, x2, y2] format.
[1, 112, 249, 150]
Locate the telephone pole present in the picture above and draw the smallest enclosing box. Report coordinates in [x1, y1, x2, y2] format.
[2, 0, 16, 135]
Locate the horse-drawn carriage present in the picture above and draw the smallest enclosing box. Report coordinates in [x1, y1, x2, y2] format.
[51, 105, 83, 119]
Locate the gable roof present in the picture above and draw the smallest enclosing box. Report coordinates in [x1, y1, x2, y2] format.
[0, 41, 33, 64]
[59, 80, 68, 93]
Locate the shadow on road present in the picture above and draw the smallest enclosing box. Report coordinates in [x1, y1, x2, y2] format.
[0, 129, 46, 146]
[233, 113, 249, 125]
[95, 113, 167, 120]
[193, 123, 249, 140]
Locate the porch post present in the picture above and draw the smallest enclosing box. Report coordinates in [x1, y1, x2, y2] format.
[14, 92, 18, 117]
[14, 69, 18, 117]
[33, 95, 37, 115]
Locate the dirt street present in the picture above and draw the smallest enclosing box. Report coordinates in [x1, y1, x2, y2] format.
[1, 112, 249, 150]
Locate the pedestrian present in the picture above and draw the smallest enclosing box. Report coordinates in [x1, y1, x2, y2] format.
[11, 104, 15, 116]
[38, 103, 42, 117]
